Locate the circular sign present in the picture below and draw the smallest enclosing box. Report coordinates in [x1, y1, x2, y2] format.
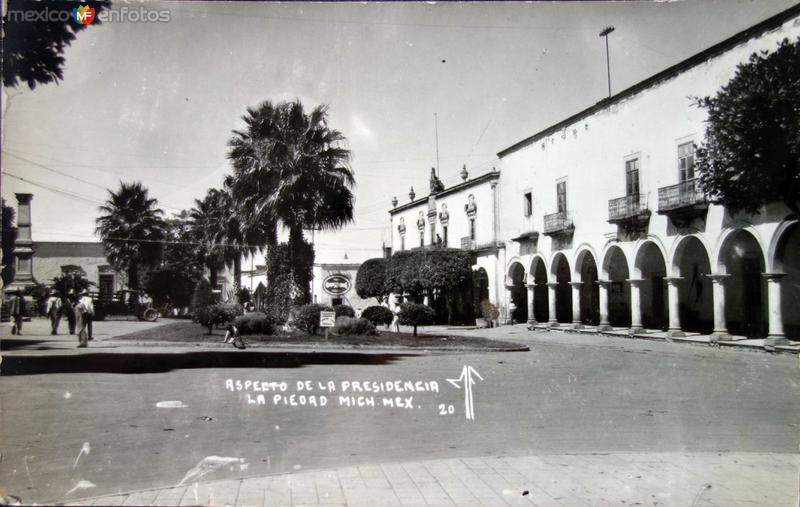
[323, 274, 351, 296]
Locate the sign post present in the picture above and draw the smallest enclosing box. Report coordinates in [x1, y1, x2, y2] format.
[319, 310, 336, 339]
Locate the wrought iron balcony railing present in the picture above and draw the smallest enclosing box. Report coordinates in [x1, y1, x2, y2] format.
[608, 193, 650, 222]
[543, 211, 574, 235]
[657, 178, 706, 213]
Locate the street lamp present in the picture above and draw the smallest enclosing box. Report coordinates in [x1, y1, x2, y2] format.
[599, 26, 615, 98]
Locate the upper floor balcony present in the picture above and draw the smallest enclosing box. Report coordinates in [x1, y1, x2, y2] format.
[607, 193, 651, 229]
[657, 178, 708, 223]
[543, 211, 574, 236]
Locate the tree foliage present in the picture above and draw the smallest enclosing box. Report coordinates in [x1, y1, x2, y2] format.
[95, 182, 167, 295]
[1, 199, 17, 287]
[397, 303, 436, 336]
[2, 0, 110, 89]
[355, 258, 389, 303]
[227, 99, 355, 304]
[696, 37, 800, 215]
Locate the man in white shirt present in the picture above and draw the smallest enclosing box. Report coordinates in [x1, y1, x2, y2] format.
[75, 291, 95, 347]
[45, 291, 63, 335]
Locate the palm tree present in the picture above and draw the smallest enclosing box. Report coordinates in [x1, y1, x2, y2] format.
[188, 189, 229, 290]
[96, 182, 166, 296]
[227, 99, 355, 303]
[189, 184, 263, 297]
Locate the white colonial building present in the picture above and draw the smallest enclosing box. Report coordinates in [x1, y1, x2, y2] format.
[388, 6, 800, 346]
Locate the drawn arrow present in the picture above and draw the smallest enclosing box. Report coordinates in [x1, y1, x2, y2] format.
[446, 365, 483, 420]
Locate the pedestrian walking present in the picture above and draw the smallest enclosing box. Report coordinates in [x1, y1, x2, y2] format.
[78, 291, 95, 340]
[75, 290, 93, 348]
[8, 290, 25, 335]
[45, 291, 63, 335]
[64, 291, 77, 335]
[391, 304, 401, 333]
[223, 322, 246, 349]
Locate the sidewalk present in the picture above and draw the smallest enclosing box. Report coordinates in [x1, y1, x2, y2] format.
[417, 323, 800, 355]
[67, 452, 799, 507]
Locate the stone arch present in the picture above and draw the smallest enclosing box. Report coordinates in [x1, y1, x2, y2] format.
[713, 224, 768, 275]
[529, 255, 549, 322]
[670, 235, 714, 334]
[633, 240, 668, 330]
[550, 252, 572, 324]
[600, 244, 631, 327]
[669, 233, 714, 278]
[574, 245, 600, 325]
[767, 218, 800, 337]
[631, 236, 669, 279]
[716, 228, 768, 337]
[507, 260, 528, 324]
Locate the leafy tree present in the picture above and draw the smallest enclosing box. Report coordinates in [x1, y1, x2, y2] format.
[355, 258, 389, 304]
[362, 305, 394, 327]
[696, 38, 800, 215]
[95, 182, 167, 297]
[1, 199, 17, 287]
[52, 271, 94, 296]
[294, 303, 333, 335]
[228, 99, 355, 304]
[398, 303, 436, 336]
[2, 0, 110, 89]
[147, 212, 206, 310]
[384, 249, 474, 324]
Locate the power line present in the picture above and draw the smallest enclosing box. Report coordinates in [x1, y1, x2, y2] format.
[3, 172, 105, 206]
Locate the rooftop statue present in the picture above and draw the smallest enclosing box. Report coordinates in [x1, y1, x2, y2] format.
[429, 167, 445, 194]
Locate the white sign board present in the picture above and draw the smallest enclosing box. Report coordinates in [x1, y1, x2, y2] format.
[319, 311, 336, 328]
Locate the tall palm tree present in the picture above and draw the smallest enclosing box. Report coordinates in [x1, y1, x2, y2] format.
[188, 189, 229, 291]
[227, 99, 355, 303]
[96, 182, 166, 296]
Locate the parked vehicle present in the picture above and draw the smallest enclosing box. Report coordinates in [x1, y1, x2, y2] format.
[92, 290, 159, 322]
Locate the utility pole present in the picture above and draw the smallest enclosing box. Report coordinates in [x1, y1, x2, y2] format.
[599, 26, 615, 98]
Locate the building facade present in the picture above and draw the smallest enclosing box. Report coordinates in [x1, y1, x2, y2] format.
[387, 6, 800, 345]
[388, 167, 503, 313]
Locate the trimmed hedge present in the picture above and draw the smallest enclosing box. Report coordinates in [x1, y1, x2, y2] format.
[398, 303, 436, 336]
[333, 304, 355, 319]
[196, 303, 243, 334]
[362, 305, 394, 326]
[333, 316, 377, 336]
[234, 311, 275, 335]
[294, 303, 334, 335]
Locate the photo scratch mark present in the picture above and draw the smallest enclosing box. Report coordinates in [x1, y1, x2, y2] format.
[66, 480, 95, 496]
[178, 456, 244, 486]
[72, 442, 91, 469]
[156, 400, 188, 408]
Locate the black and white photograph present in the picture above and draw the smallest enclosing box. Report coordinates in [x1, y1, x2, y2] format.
[1, 1, 799, 505]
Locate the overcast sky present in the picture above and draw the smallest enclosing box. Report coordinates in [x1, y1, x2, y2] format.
[2, 0, 797, 263]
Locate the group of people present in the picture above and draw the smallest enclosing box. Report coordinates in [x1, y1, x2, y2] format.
[6, 289, 95, 348]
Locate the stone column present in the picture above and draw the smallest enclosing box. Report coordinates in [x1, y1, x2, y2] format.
[763, 273, 789, 347]
[597, 280, 612, 331]
[627, 279, 645, 334]
[706, 274, 730, 342]
[663, 277, 684, 339]
[569, 281, 583, 329]
[9, 193, 35, 291]
[547, 282, 559, 327]
[526, 283, 536, 325]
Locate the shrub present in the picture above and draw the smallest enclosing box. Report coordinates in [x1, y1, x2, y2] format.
[294, 303, 333, 335]
[333, 304, 355, 319]
[234, 311, 275, 335]
[480, 299, 499, 321]
[362, 305, 394, 327]
[398, 303, 436, 336]
[333, 316, 377, 336]
[196, 302, 243, 334]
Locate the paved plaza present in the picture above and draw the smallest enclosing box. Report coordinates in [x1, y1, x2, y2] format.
[1, 318, 798, 506]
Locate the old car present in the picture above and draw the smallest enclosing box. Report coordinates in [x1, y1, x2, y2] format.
[92, 289, 159, 322]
